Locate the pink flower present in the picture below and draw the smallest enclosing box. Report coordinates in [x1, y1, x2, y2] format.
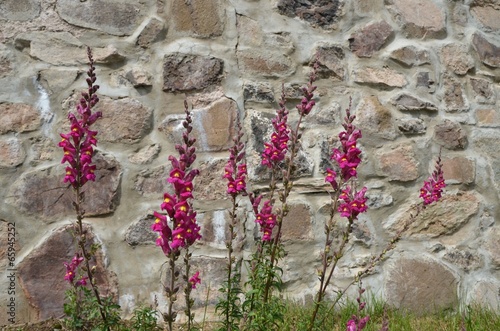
[189, 271, 201, 289]
[262, 98, 290, 168]
[338, 186, 368, 220]
[64, 254, 87, 287]
[420, 153, 446, 205]
[346, 319, 357, 331]
[224, 119, 247, 196]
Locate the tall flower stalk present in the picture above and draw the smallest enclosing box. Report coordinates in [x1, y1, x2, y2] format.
[151, 102, 201, 331]
[59, 47, 108, 329]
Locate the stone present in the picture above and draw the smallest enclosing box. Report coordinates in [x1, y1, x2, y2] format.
[485, 227, 500, 268]
[452, 5, 468, 27]
[17, 225, 117, 320]
[237, 15, 263, 47]
[389, 46, 430, 67]
[469, 77, 496, 104]
[416, 71, 436, 93]
[439, 43, 474, 75]
[349, 21, 394, 58]
[29, 136, 56, 167]
[353, 67, 407, 89]
[471, 281, 500, 310]
[0, 0, 40, 21]
[366, 190, 393, 209]
[243, 81, 275, 103]
[195, 159, 228, 201]
[0, 103, 40, 134]
[443, 248, 482, 271]
[199, 210, 231, 248]
[375, 145, 419, 181]
[6, 152, 121, 220]
[389, 192, 479, 238]
[354, 0, 384, 15]
[134, 166, 170, 197]
[56, 0, 145, 36]
[472, 33, 500, 68]
[137, 18, 166, 48]
[38, 69, 79, 95]
[125, 214, 157, 246]
[385, 0, 446, 39]
[470, 1, 500, 31]
[169, 0, 224, 38]
[276, 0, 345, 29]
[0, 137, 25, 168]
[433, 119, 467, 150]
[162, 53, 223, 92]
[237, 50, 294, 78]
[385, 258, 458, 313]
[356, 95, 398, 141]
[282, 203, 312, 241]
[391, 94, 438, 112]
[159, 97, 237, 152]
[442, 157, 475, 184]
[314, 44, 346, 80]
[443, 74, 469, 112]
[128, 144, 161, 165]
[310, 101, 340, 125]
[397, 117, 426, 135]
[476, 108, 500, 127]
[92, 97, 153, 144]
[125, 68, 153, 87]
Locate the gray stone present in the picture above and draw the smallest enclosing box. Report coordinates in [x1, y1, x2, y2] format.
[385, 258, 458, 313]
[0, 103, 40, 134]
[471, 281, 500, 310]
[169, 0, 224, 38]
[125, 214, 157, 246]
[137, 18, 166, 48]
[397, 117, 427, 135]
[243, 81, 275, 103]
[128, 144, 161, 165]
[385, 0, 447, 39]
[56, 0, 145, 36]
[390, 46, 431, 67]
[472, 33, 500, 68]
[375, 144, 419, 181]
[0, 0, 40, 21]
[391, 94, 438, 112]
[349, 21, 394, 58]
[433, 119, 467, 150]
[366, 191, 393, 209]
[353, 67, 407, 88]
[276, 0, 345, 29]
[416, 71, 436, 93]
[163, 53, 224, 92]
[470, 77, 496, 104]
[38, 69, 79, 95]
[315, 44, 346, 80]
[134, 166, 170, 197]
[440, 43, 474, 75]
[0, 137, 25, 168]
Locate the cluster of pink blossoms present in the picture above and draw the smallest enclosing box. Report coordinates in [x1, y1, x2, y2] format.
[189, 271, 201, 289]
[224, 123, 247, 196]
[59, 48, 102, 189]
[64, 254, 88, 287]
[419, 154, 446, 205]
[262, 96, 290, 168]
[151, 109, 201, 256]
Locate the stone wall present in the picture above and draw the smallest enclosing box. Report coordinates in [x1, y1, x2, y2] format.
[1, 0, 500, 324]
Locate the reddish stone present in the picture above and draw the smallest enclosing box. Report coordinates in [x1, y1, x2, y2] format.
[0, 137, 25, 168]
[169, 0, 224, 38]
[136, 18, 166, 48]
[470, 1, 500, 31]
[0, 103, 41, 134]
[276, 0, 345, 29]
[390, 46, 430, 67]
[443, 74, 469, 112]
[472, 33, 500, 68]
[237, 50, 294, 78]
[353, 67, 407, 88]
[282, 203, 312, 241]
[476, 108, 500, 127]
[439, 43, 474, 75]
[375, 145, 419, 181]
[433, 119, 467, 150]
[349, 21, 394, 58]
[196, 159, 228, 201]
[442, 157, 475, 184]
[314, 44, 346, 80]
[470, 77, 496, 104]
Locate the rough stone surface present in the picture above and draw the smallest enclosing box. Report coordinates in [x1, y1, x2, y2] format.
[0, 103, 41, 134]
[385, 0, 447, 39]
[38, 68, 78, 95]
[349, 21, 394, 58]
[128, 144, 161, 165]
[476, 108, 500, 127]
[29, 136, 56, 167]
[375, 145, 419, 181]
[170, 0, 224, 38]
[470, 1, 500, 31]
[440, 43, 475, 75]
[199, 210, 231, 248]
[356, 95, 398, 141]
[353, 67, 407, 88]
[195, 159, 228, 201]
[433, 119, 468, 150]
[397, 117, 427, 135]
[315, 44, 346, 80]
[134, 165, 170, 197]
[391, 93, 438, 112]
[237, 50, 294, 78]
[385, 258, 458, 313]
[416, 71, 436, 93]
[485, 227, 500, 269]
[442, 157, 475, 185]
[0, 0, 41, 21]
[443, 248, 483, 271]
[92, 97, 152, 144]
[443, 74, 469, 112]
[390, 46, 431, 67]
[125, 68, 153, 87]
[163, 53, 224, 92]
[17, 225, 117, 320]
[243, 81, 275, 103]
[137, 18, 166, 48]
[56, 0, 144, 36]
[472, 281, 500, 310]
[472, 33, 500, 68]
[282, 203, 312, 241]
[0, 137, 25, 168]
[125, 214, 157, 246]
[7, 153, 121, 220]
[276, 0, 345, 29]
[470, 77, 496, 104]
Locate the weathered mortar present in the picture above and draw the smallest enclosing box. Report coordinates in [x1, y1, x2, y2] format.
[1, 0, 500, 323]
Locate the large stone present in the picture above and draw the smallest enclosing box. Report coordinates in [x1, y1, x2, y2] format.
[349, 21, 394, 58]
[472, 33, 500, 68]
[134, 166, 170, 197]
[433, 119, 467, 150]
[92, 97, 153, 144]
[169, 0, 224, 38]
[38, 69, 79, 95]
[125, 214, 157, 246]
[443, 74, 469, 112]
[389, 192, 479, 238]
[385, 258, 458, 313]
[442, 157, 475, 184]
[0, 0, 40, 21]
[476, 108, 500, 127]
[0, 103, 40, 134]
[128, 144, 161, 165]
[389, 46, 431, 67]
[315, 44, 346, 80]
[439, 43, 474, 75]
[470, 1, 500, 31]
[282, 203, 312, 241]
[375, 144, 419, 181]
[385, 0, 446, 39]
[162, 53, 224, 92]
[353, 67, 407, 88]
[6, 152, 121, 220]
[470, 77, 496, 104]
[56, 0, 145, 36]
[195, 159, 228, 201]
[237, 50, 294, 78]
[276, 0, 345, 29]
[356, 95, 398, 141]
[136, 18, 166, 48]
[0, 137, 25, 168]
[391, 94, 437, 112]
[17, 225, 117, 320]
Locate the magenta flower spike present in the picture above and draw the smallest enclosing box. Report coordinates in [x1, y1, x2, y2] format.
[420, 152, 446, 205]
[189, 271, 201, 289]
